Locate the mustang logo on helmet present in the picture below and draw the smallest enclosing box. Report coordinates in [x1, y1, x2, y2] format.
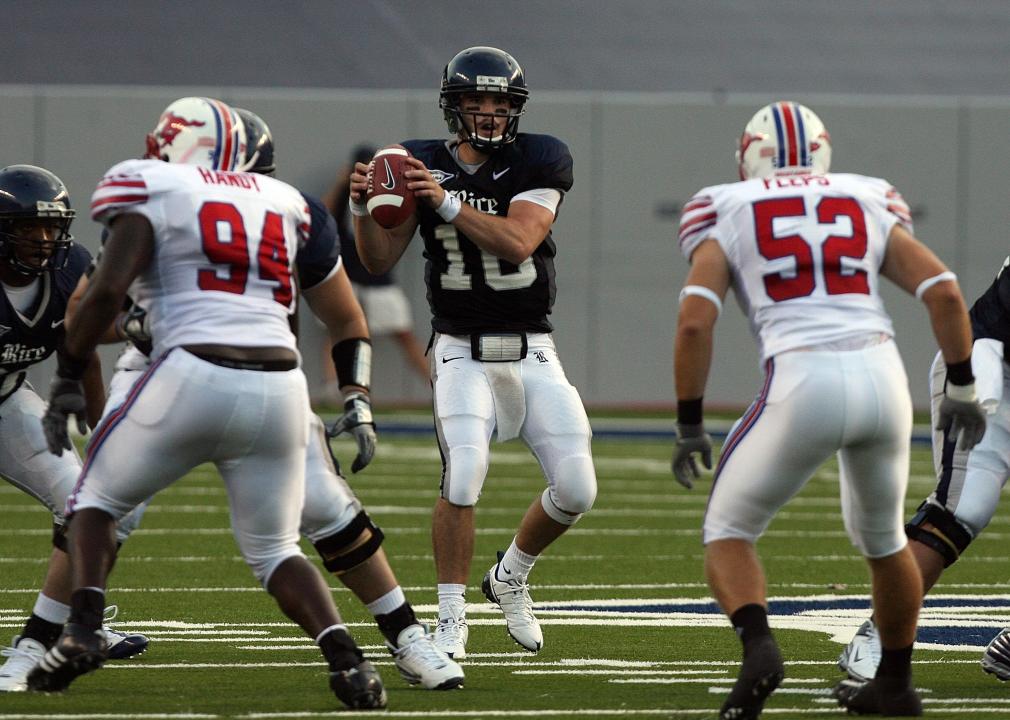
[156, 112, 207, 148]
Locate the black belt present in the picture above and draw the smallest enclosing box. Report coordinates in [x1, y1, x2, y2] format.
[189, 352, 297, 372]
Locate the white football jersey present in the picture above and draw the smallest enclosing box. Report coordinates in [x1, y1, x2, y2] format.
[91, 159, 309, 357]
[679, 173, 913, 360]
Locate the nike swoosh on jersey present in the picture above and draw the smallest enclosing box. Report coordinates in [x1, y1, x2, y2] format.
[492, 167, 511, 180]
[51, 319, 64, 329]
[442, 356, 464, 363]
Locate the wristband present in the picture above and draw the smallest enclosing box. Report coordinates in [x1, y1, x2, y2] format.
[56, 348, 88, 381]
[348, 196, 368, 217]
[677, 397, 704, 426]
[436, 191, 462, 222]
[946, 381, 977, 403]
[331, 338, 372, 391]
[946, 357, 974, 386]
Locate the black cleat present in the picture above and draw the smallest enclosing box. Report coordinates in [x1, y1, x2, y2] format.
[833, 677, 922, 716]
[720, 636, 785, 720]
[329, 659, 387, 709]
[26, 623, 107, 692]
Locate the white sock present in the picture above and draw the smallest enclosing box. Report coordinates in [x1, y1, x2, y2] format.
[366, 586, 406, 617]
[437, 583, 466, 621]
[497, 538, 537, 583]
[33, 593, 70, 624]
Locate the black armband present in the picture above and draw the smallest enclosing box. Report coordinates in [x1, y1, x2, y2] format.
[331, 338, 372, 391]
[677, 397, 704, 426]
[946, 357, 974, 386]
[56, 347, 89, 381]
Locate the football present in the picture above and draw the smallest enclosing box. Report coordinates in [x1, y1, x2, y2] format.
[365, 145, 416, 229]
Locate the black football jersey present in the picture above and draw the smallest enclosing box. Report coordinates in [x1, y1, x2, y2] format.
[0, 243, 91, 379]
[970, 256, 1010, 362]
[402, 133, 574, 335]
[297, 192, 341, 291]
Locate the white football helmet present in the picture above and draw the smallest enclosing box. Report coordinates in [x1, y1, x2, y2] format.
[144, 97, 245, 171]
[736, 101, 832, 180]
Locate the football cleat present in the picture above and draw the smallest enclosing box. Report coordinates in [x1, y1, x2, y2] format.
[838, 617, 881, 681]
[481, 552, 543, 653]
[0, 636, 46, 692]
[102, 605, 150, 660]
[329, 659, 387, 709]
[26, 623, 107, 692]
[720, 635, 784, 720]
[981, 627, 1010, 680]
[433, 614, 469, 659]
[388, 624, 464, 690]
[833, 677, 922, 716]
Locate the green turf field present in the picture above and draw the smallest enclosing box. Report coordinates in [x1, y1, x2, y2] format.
[3, 427, 1010, 718]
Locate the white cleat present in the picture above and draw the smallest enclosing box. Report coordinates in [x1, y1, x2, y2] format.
[0, 636, 45, 692]
[838, 618, 881, 682]
[389, 624, 464, 690]
[982, 628, 1010, 680]
[481, 556, 543, 653]
[432, 614, 469, 660]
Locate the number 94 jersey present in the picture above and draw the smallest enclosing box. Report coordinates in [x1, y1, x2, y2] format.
[679, 173, 913, 361]
[403, 134, 573, 335]
[90, 158, 309, 357]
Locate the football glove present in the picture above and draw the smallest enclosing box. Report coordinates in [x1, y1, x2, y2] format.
[671, 422, 713, 490]
[936, 388, 986, 451]
[42, 375, 88, 456]
[326, 391, 376, 473]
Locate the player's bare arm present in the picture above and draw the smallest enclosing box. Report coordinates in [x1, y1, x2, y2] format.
[81, 351, 105, 429]
[302, 265, 369, 394]
[881, 224, 973, 365]
[674, 238, 731, 402]
[63, 213, 154, 364]
[66, 274, 122, 345]
[405, 157, 552, 266]
[351, 160, 417, 274]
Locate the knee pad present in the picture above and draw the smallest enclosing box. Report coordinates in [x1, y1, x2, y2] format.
[905, 500, 973, 568]
[312, 511, 385, 575]
[541, 454, 596, 525]
[442, 444, 488, 507]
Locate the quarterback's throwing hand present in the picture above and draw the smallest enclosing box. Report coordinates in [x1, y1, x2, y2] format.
[936, 389, 987, 451]
[327, 391, 377, 473]
[42, 376, 87, 456]
[671, 423, 713, 489]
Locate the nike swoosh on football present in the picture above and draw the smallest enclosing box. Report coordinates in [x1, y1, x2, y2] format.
[492, 167, 511, 180]
[381, 158, 396, 190]
[442, 356, 464, 363]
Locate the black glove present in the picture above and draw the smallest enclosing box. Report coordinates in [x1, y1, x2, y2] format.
[326, 391, 376, 473]
[42, 375, 87, 456]
[936, 386, 987, 451]
[671, 422, 713, 489]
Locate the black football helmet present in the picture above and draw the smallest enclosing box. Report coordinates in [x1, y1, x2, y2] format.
[234, 108, 276, 176]
[0, 164, 74, 276]
[439, 46, 529, 153]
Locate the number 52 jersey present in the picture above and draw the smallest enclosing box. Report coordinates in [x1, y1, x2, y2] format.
[678, 173, 914, 361]
[90, 158, 311, 357]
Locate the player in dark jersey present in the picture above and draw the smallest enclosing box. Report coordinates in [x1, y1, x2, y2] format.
[351, 46, 597, 659]
[0, 165, 147, 693]
[839, 254, 1010, 685]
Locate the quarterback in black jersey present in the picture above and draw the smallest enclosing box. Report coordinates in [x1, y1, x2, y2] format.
[0, 165, 150, 693]
[840, 254, 1010, 685]
[352, 46, 597, 659]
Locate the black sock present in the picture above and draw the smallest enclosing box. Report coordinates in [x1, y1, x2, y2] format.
[318, 626, 363, 672]
[376, 603, 418, 646]
[22, 614, 63, 649]
[877, 644, 913, 684]
[68, 588, 104, 629]
[731, 603, 772, 652]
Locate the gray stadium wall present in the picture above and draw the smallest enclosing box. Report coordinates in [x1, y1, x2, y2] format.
[8, 85, 1008, 412]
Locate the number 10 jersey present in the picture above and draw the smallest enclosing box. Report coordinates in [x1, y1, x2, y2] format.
[679, 173, 914, 361]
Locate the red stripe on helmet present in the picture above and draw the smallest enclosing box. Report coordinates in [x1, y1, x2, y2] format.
[779, 102, 799, 167]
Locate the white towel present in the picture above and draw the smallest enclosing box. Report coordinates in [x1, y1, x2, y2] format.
[972, 338, 1004, 414]
[484, 362, 526, 442]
